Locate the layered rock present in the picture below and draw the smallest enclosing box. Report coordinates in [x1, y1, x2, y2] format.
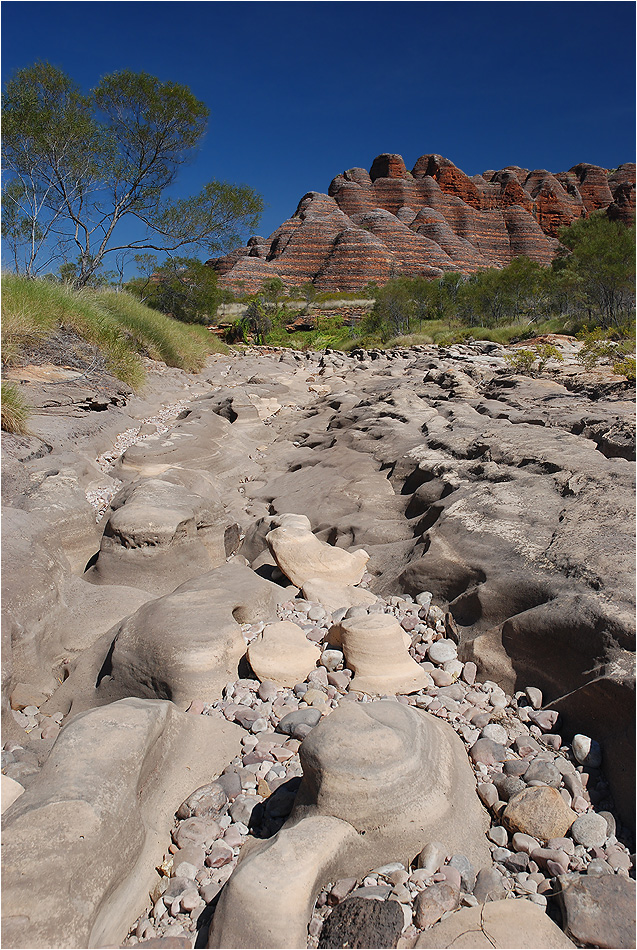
[209, 153, 634, 293]
[209, 701, 490, 948]
[1, 698, 242, 949]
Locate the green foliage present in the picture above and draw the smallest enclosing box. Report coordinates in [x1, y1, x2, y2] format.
[260, 277, 286, 308]
[128, 257, 221, 324]
[505, 343, 564, 375]
[576, 326, 635, 371]
[2, 63, 263, 286]
[533, 343, 564, 372]
[1, 383, 31, 434]
[613, 357, 636, 380]
[556, 213, 635, 328]
[1, 273, 224, 387]
[234, 296, 272, 344]
[504, 349, 537, 374]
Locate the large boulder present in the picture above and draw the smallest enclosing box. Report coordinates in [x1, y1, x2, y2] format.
[336, 613, 430, 695]
[414, 898, 575, 948]
[267, 513, 369, 587]
[86, 476, 241, 596]
[1, 697, 243, 949]
[209, 701, 490, 948]
[247, 621, 320, 688]
[92, 561, 287, 709]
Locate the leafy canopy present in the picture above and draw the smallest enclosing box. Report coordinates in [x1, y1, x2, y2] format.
[2, 62, 263, 286]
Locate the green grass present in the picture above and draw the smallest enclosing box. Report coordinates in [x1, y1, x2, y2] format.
[1, 382, 30, 434]
[1, 274, 226, 389]
[380, 318, 571, 349]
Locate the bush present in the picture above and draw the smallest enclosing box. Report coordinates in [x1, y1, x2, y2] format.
[504, 344, 563, 375]
[1, 382, 30, 433]
[613, 356, 636, 380]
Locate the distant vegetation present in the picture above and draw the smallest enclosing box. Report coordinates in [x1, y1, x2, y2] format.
[361, 214, 635, 343]
[217, 214, 635, 362]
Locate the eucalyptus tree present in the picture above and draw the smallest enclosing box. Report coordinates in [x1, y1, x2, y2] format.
[2, 62, 263, 286]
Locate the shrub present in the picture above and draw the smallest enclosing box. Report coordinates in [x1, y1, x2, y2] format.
[613, 356, 636, 380]
[504, 349, 537, 375]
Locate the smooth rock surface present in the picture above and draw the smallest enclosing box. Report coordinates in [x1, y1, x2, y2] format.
[414, 897, 576, 948]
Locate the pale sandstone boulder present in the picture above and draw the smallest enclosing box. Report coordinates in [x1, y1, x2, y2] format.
[1, 698, 243, 950]
[337, 613, 430, 695]
[414, 898, 575, 948]
[247, 621, 320, 688]
[209, 701, 490, 949]
[266, 513, 369, 587]
[93, 561, 287, 710]
[301, 577, 377, 612]
[86, 478, 240, 596]
[1, 775, 25, 814]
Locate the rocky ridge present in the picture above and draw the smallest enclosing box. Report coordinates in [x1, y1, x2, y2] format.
[208, 155, 636, 293]
[1, 338, 635, 949]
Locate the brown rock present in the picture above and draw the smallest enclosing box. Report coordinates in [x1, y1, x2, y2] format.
[212, 153, 633, 295]
[556, 873, 636, 949]
[413, 882, 459, 929]
[503, 786, 577, 842]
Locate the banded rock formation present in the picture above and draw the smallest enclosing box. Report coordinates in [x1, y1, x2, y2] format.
[209, 154, 635, 293]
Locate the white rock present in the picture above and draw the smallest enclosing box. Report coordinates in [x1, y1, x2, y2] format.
[572, 734, 602, 768]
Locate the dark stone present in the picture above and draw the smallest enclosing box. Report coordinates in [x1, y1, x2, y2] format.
[556, 872, 636, 949]
[317, 896, 404, 949]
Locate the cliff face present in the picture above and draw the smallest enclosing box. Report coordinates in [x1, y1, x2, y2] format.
[209, 154, 635, 294]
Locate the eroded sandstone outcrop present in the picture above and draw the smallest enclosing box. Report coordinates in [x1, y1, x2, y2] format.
[1, 698, 243, 949]
[1, 339, 634, 950]
[209, 154, 635, 293]
[208, 701, 490, 948]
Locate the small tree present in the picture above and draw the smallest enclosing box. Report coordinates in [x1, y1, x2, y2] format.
[557, 213, 635, 327]
[261, 277, 285, 309]
[128, 257, 221, 324]
[2, 62, 263, 287]
[240, 295, 272, 343]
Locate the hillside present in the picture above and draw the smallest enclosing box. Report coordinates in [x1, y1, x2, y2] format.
[208, 153, 636, 293]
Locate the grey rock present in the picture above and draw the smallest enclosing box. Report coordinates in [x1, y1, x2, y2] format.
[448, 853, 476, 892]
[524, 759, 562, 787]
[571, 812, 609, 848]
[277, 707, 322, 736]
[473, 866, 507, 902]
[557, 873, 636, 949]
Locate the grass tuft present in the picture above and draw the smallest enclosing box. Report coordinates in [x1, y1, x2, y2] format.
[1, 382, 30, 434]
[1, 274, 226, 389]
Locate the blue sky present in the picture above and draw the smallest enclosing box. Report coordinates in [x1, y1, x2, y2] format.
[2, 1, 635, 271]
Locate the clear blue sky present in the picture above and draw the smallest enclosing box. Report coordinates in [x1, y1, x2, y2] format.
[2, 0, 635, 265]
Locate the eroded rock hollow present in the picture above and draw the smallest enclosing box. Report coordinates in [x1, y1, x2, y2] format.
[1, 339, 634, 949]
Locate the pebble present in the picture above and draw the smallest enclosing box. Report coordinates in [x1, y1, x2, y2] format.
[524, 687, 543, 709]
[571, 812, 609, 848]
[427, 640, 457, 664]
[413, 882, 459, 929]
[572, 734, 603, 768]
[469, 738, 507, 766]
[480, 723, 508, 745]
[416, 841, 446, 875]
[488, 826, 509, 847]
